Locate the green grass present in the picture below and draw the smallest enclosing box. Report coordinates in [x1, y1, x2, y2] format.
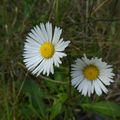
[0, 0, 120, 120]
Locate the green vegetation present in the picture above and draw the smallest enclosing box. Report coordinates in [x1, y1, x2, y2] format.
[0, 0, 120, 119]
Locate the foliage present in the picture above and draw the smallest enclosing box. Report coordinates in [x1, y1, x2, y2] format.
[0, 0, 120, 120]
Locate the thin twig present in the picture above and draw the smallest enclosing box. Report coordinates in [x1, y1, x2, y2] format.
[91, 0, 110, 16]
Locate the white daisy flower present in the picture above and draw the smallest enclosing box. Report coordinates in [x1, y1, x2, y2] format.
[23, 22, 70, 76]
[71, 54, 115, 97]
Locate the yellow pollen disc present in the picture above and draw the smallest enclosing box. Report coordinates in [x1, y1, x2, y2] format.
[40, 42, 55, 59]
[83, 65, 99, 80]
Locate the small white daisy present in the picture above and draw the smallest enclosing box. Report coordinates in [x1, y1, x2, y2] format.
[71, 54, 115, 97]
[23, 22, 70, 76]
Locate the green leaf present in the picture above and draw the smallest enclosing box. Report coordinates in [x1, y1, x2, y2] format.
[19, 103, 33, 119]
[50, 102, 62, 120]
[21, 79, 46, 118]
[81, 102, 120, 117]
[50, 93, 68, 120]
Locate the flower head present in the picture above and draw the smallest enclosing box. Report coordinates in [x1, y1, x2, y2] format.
[23, 22, 70, 76]
[71, 54, 115, 96]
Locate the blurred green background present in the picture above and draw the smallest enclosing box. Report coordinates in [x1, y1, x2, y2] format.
[0, 0, 120, 120]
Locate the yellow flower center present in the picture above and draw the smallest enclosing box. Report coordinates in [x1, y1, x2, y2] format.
[83, 65, 99, 80]
[40, 42, 55, 59]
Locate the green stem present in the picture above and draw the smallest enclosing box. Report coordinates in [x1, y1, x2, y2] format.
[39, 75, 68, 84]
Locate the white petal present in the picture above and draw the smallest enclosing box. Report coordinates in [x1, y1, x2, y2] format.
[100, 68, 115, 78]
[23, 52, 40, 59]
[99, 76, 111, 85]
[91, 81, 94, 94]
[55, 40, 70, 51]
[49, 58, 54, 74]
[46, 22, 52, 41]
[26, 58, 43, 71]
[53, 55, 60, 67]
[35, 25, 46, 42]
[88, 81, 92, 96]
[42, 60, 48, 75]
[94, 80, 102, 96]
[29, 28, 42, 44]
[24, 44, 39, 50]
[75, 58, 86, 69]
[55, 52, 67, 58]
[53, 52, 66, 67]
[26, 36, 40, 47]
[52, 27, 62, 44]
[81, 80, 90, 96]
[40, 23, 48, 41]
[71, 71, 83, 78]
[32, 59, 46, 75]
[71, 75, 84, 87]
[77, 79, 86, 93]
[82, 54, 90, 64]
[97, 79, 108, 93]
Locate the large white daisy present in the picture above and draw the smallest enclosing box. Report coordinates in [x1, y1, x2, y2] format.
[23, 22, 70, 76]
[71, 55, 115, 97]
